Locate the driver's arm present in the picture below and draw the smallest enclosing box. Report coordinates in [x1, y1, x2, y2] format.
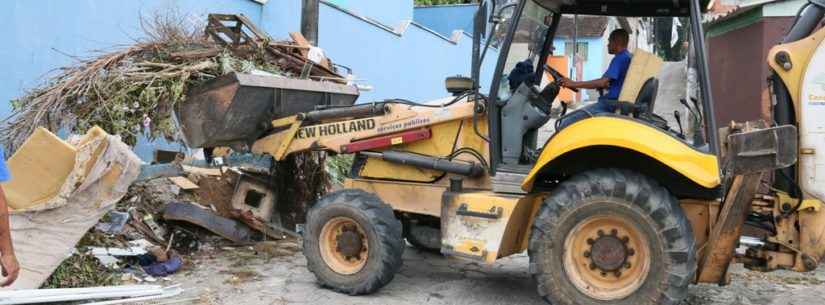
[559, 77, 610, 90]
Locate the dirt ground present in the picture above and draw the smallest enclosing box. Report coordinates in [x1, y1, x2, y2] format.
[164, 242, 825, 305]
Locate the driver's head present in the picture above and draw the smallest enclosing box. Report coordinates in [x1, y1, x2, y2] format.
[607, 29, 629, 54]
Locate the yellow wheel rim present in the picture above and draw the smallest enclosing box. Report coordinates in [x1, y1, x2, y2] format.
[319, 216, 369, 275]
[563, 214, 651, 300]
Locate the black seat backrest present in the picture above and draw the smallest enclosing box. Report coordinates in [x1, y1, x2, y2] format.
[634, 77, 659, 117]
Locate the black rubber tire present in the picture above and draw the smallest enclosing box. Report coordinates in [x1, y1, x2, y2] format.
[303, 189, 404, 295]
[528, 168, 696, 305]
[404, 222, 442, 253]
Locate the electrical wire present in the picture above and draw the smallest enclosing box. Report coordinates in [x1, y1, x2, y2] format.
[383, 90, 475, 108]
[472, 92, 491, 143]
[449, 147, 490, 171]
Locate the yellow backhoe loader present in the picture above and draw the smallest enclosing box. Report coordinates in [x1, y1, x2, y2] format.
[175, 0, 825, 304]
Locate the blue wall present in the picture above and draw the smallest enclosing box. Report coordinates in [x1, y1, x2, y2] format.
[1, 0, 262, 159]
[1, 0, 262, 119]
[2, 0, 496, 160]
[325, 0, 413, 27]
[413, 4, 477, 37]
[552, 36, 606, 101]
[262, 1, 496, 103]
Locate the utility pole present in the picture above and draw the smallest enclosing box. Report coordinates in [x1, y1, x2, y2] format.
[301, 0, 320, 46]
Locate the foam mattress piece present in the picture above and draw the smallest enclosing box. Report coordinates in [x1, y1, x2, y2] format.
[2, 128, 77, 210]
[2, 127, 142, 289]
[618, 49, 664, 103]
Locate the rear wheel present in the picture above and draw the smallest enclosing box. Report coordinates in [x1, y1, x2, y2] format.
[403, 215, 442, 253]
[529, 169, 695, 305]
[303, 189, 404, 295]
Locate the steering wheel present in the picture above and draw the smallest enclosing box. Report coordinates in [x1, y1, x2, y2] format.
[543, 65, 579, 93]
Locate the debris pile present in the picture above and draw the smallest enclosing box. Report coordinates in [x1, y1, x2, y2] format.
[1, 13, 344, 149]
[29, 153, 315, 298]
[1, 12, 344, 302]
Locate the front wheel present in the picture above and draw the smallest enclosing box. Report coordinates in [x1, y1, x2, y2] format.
[303, 189, 404, 295]
[529, 169, 696, 305]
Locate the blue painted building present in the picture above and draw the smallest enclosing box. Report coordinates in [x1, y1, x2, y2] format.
[551, 15, 616, 102]
[1, 0, 497, 159]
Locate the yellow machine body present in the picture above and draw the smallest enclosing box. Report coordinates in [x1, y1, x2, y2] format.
[440, 191, 544, 262]
[522, 116, 721, 191]
[341, 112, 723, 265]
[767, 26, 825, 114]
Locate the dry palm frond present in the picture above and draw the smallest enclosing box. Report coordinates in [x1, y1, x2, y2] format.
[1, 12, 284, 150]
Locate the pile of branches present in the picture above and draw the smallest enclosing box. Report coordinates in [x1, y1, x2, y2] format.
[0, 13, 335, 150]
[2, 13, 339, 220]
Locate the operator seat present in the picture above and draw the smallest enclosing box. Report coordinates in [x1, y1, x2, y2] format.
[633, 77, 658, 118]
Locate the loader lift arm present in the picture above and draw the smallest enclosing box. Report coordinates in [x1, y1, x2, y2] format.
[249, 98, 487, 176]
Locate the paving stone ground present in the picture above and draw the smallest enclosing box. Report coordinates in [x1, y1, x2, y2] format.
[168, 241, 825, 305]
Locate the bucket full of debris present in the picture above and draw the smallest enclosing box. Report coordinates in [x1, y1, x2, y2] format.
[176, 72, 359, 149]
[174, 14, 360, 149]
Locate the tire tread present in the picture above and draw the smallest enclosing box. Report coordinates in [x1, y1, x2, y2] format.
[528, 168, 696, 305]
[304, 189, 404, 295]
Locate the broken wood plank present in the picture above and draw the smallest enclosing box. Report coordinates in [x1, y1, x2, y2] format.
[269, 43, 309, 51]
[168, 176, 199, 190]
[289, 32, 333, 70]
[181, 165, 222, 177]
[169, 48, 221, 60]
[289, 32, 311, 58]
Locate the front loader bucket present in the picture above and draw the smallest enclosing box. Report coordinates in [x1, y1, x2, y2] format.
[176, 72, 359, 148]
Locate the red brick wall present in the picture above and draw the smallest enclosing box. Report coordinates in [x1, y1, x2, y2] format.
[707, 17, 795, 126]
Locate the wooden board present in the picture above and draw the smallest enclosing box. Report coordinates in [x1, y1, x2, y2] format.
[289, 32, 311, 57]
[182, 165, 223, 176]
[168, 176, 200, 190]
[289, 32, 332, 70]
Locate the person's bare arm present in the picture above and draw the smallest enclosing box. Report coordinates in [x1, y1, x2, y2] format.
[0, 186, 19, 287]
[559, 77, 610, 90]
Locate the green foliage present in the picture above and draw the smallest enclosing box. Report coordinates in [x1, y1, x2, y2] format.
[325, 154, 354, 184]
[1, 13, 291, 149]
[41, 251, 121, 289]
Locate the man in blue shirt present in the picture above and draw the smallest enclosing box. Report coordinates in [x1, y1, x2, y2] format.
[0, 147, 19, 287]
[556, 29, 632, 129]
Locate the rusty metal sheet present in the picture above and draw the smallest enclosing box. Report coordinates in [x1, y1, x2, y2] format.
[163, 202, 256, 244]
